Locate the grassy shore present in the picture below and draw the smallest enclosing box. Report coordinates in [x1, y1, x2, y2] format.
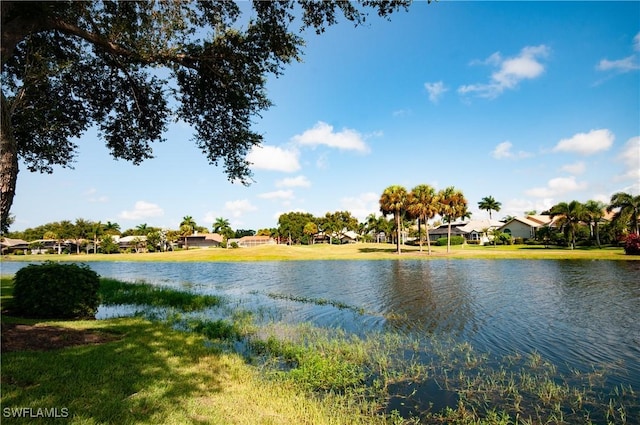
[2, 277, 637, 424]
[1, 277, 386, 425]
[1, 242, 635, 263]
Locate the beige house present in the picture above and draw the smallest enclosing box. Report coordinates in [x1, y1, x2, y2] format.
[498, 215, 552, 240]
[183, 233, 224, 248]
[236, 235, 276, 247]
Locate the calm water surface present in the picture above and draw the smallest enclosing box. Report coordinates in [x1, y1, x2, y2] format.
[2, 259, 639, 390]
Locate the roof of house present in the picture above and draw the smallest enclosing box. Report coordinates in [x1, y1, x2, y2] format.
[186, 233, 224, 243]
[499, 216, 547, 229]
[525, 215, 552, 225]
[458, 219, 503, 233]
[238, 235, 273, 242]
[1, 237, 29, 247]
[118, 235, 148, 243]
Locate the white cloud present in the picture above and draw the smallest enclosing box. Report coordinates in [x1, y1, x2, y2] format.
[491, 141, 532, 160]
[525, 176, 587, 198]
[276, 175, 311, 188]
[560, 161, 586, 175]
[424, 81, 448, 103]
[596, 32, 640, 73]
[259, 190, 295, 201]
[458, 45, 550, 99]
[597, 56, 639, 72]
[616, 136, 640, 183]
[552, 129, 614, 155]
[224, 199, 258, 218]
[392, 109, 412, 117]
[503, 198, 555, 217]
[340, 192, 380, 222]
[85, 188, 108, 203]
[247, 145, 300, 172]
[119, 201, 164, 220]
[202, 211, 220, 225]
[291, 121, 370, 153]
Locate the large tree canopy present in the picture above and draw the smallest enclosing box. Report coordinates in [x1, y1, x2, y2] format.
[0, 0, 411, 232]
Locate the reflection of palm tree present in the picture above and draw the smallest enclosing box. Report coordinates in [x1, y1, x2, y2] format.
[549, 201, 585, 249]
[607, 192, 640, 235]
[478, 196, 501, 220]
[379, 185, 408, 254]
[407, 184, 438, 255]
[438, 186, 469, 253]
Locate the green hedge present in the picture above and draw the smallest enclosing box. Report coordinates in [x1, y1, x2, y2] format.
[435, 236, 465, 246]
[13, 262, 100, 319]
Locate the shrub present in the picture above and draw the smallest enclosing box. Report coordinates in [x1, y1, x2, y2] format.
[436, 236, 465, 246]
[13, 262, 100, 319]
[623, 233, 640, 255]
[466, 240, 480, 245]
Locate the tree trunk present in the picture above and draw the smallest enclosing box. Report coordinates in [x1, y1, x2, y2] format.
[395, 212, 401, 254]
[0, 91, 18, 233]
[417, 217, 423, 253]
[447, 219, 452, 253]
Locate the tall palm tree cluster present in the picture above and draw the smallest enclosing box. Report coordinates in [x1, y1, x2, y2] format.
[548, 192, 639, 249]
[379, 185, 468, 254]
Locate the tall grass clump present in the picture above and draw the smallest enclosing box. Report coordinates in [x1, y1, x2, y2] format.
[99, 278, 223, 311]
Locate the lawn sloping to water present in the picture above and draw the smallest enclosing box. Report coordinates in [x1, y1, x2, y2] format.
[1, 317, 390, 425]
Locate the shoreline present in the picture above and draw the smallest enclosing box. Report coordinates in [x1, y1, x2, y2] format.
[1, 242, 636, 262]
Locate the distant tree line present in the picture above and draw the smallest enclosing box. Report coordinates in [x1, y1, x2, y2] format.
[4, 191, 638, 255]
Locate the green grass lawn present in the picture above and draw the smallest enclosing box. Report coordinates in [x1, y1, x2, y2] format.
[0, 277, 388, 425]
[1, 242, 635, 263]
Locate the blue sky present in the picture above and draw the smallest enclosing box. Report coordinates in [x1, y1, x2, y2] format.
[10, 1, 640, 232]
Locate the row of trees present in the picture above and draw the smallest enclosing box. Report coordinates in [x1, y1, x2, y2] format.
[5, 215, 255, 254]
[379, 185, 473, 255]
[5, 191, 639, 254]
[546, 192, 640, 250]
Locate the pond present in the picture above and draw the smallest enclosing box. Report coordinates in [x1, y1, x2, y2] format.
[2, 259, 639, 418]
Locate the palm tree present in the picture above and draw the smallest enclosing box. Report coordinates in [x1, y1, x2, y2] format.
[180, 215, 196, 249]
[407, 184, 438, 254]
[549, 200, 585, 249]
[379, 185, 408, 254]
[438, 186, 469, 253]
[478, 196, 502, 220]
[607, 192, 640, 235]
[213, 217, 233, 240]
[583, 200, 605, 248]
[135, 223, 149, 236]
[103, 221, 121, 235]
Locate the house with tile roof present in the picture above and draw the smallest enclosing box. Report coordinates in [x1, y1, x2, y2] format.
[498, 215, 553, 240]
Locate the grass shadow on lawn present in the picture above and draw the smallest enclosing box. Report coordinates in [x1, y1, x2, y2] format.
[1, 317, 225, 424]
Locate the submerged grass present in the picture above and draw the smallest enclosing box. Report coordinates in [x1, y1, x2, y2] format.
[2, 277, 638, 424]
[98, 278, 223, 311]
